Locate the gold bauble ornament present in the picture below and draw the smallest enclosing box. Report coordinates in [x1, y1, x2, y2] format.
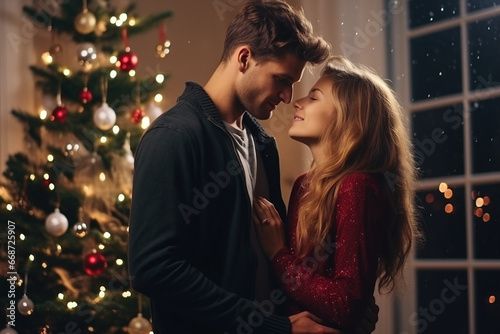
[74, 9, 96, 35]
[128, 313, 152, 334]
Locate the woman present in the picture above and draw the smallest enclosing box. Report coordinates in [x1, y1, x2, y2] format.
[253, 55, 421, 332]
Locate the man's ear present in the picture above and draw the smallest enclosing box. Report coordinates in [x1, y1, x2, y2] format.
[236, 46, 252, 73]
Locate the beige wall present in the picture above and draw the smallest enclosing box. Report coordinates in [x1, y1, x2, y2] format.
[0, 0, 36, 174]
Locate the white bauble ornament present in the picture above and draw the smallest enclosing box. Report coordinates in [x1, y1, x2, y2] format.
[76, 42, 97, 64]
[42, 94, 57, 112]
[74, 9, 96, 35]
[128, 313, 152, 334]
[0, 325, 18, 334]
[45, 208, 69, 237]
[93, 103, 116, 131]
[145, 102, 163, 121]
[17, 295, 34, 316]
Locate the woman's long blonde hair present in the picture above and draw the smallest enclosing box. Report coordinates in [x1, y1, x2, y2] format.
[295, 56, 421, 292]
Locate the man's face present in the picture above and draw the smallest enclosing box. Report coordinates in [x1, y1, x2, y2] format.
[236, 53, 306, 120]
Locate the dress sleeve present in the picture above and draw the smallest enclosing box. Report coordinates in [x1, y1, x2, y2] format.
[271, 173, 386, 331]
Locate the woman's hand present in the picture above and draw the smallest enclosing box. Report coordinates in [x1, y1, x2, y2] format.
[252, 197, 286, 260]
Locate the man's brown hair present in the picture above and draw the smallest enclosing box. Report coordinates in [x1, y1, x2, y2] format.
[221, 0, 330, 64]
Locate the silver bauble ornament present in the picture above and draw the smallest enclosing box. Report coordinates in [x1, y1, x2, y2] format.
[17, 295, 35, 316]
[128, 313, 152, 334]
[0, 325, 18, 334]
[93, 103, 116, 131]
[45, 208, 69, 237]
[76, 42, 97, 64]
[73, 221, 89, 238]
[145, 102, 163, 122]
[74, 9, 96, 35]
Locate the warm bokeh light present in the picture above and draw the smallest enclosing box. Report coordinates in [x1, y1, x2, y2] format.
[156, 74, 165, 83]
[67, 301, 78, 309]
[444, 203, 454, 214]
[40, 109, 48, 120]
[489, 295, 496, 303]
[112, 125, 120, 134]
[483, 213, 491, 222]
[41, 51, 53, 65]
[476, 197, 484, 207]
[154, 94, 163, 103]
[141, 116, 150, 129]
[439, 182, 448, 193]
[99, 172, 106, 182]
[475, 208, 483, 217]
[444, 189, 453, 199]
[129, 70, 136, 77]
[483, 196, 490, 206]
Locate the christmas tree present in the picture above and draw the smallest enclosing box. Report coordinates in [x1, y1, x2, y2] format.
[0, 1, 172, 333]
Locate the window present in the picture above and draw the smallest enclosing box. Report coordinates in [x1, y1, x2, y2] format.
[391, 1, 500, 333]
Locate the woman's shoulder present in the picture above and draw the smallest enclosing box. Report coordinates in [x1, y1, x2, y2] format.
[339, 172, 385, 196]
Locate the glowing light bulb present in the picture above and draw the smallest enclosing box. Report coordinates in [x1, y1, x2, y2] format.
[154, 93, 163, 103]
[156, 74, 165, 83]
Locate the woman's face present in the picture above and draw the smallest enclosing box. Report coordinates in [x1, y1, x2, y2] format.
[288, 75, 335, 147]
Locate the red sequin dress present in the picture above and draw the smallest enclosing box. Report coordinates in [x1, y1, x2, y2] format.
[271, 172, 387, 331]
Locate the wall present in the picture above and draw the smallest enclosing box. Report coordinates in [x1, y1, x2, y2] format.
[0, 0, 37, 177]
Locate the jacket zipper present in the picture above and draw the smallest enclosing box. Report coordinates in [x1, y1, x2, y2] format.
[207, 116, 259, 293]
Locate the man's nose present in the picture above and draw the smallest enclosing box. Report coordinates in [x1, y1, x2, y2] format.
[279, 85, 293, 104]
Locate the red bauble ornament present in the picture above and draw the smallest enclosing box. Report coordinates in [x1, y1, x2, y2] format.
[79, 88, 93, 104]
[50, 105, 67, 123]
[131, 108, 145, 124]
[42, 178, 51, 187]
[83, 251, 107, 276]
[116, 50, 138, 72]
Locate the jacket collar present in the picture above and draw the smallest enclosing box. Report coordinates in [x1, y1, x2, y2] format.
[179, 81, 274, 145]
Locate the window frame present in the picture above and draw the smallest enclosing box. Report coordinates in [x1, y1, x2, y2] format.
[390, 1, 500, 333]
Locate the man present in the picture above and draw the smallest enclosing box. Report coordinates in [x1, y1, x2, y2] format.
[129, 1, 375, 333]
